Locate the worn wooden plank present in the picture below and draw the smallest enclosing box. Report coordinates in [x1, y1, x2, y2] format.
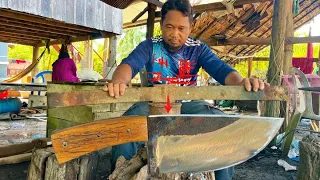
[44, 153, 79, 180]
[27, 148, 54, 180]
[28, 95, 47, 108]
[47, 117, 80, 137]
[47, 82, 103, 93]
[94, 111, 127, 120]
[78, 152, 98, 180]
[0, 83, 46, 91]
[48, 106, 94, 124]
[47, 85, 288, 108]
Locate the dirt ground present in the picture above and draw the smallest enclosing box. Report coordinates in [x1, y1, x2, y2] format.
[233, 148, 298, 180]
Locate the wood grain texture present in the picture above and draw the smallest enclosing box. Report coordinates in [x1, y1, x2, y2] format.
[47, 85, 288, 108]
[51, 116, 148, 164]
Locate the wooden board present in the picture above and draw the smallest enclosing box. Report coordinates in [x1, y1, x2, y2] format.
[47, 117, 80, 137]
[47, 85, 288, 108]
[51, 116, 148, 164]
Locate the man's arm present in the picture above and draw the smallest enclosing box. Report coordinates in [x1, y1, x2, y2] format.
[103, 39, 152, 98]
[199, 43, 268, 91]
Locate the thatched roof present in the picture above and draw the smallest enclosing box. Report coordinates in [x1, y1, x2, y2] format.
[119, 0, 319, 61]
[191, 0, 319, 61]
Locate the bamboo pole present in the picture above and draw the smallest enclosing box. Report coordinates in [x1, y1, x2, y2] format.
[284, 0, 294, 75]
[264, 0, 287, 119]
[247, 57, 253, 78]
[31, 46, 39, 78]
[140, 3, 156, 87]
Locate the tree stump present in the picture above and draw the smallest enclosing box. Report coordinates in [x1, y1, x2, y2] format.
[297, 134, 320, 180]
[109, 147, 215, 180]
[27, 147, 98, 180]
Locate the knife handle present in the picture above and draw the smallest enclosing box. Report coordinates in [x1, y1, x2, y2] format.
[51, 116, 148, 164]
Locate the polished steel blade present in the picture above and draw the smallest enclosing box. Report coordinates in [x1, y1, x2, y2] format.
[147, 115, 284, 174]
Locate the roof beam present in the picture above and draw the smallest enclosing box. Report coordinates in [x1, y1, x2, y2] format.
[142, 0, 163, 8]
[193, 0, 273, 13]
[0, 18, 86, 37]
[0, 37, 37, 46]
[37, 32, 113, 46]
[205, 36, 320, 46]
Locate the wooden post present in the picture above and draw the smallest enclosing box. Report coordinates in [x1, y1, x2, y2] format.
[103, 38, 109, 79]
[247, 57, 253, 78]
[83, 40, 93, 70]
[105, 35, 117, 80]
[283, 0, 294, 75]
[140, 3, 156, 87]
[31, 46, 39, 78]
[264, 0, 287, 119]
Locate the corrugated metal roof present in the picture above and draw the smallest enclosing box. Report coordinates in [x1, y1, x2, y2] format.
[0, 0, 123, 46]
[100, 0, 135, 9]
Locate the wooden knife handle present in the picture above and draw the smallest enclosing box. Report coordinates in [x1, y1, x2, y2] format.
[51, 116, 148, 164]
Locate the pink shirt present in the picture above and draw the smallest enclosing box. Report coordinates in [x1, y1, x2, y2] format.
[52, 58, 80, 82]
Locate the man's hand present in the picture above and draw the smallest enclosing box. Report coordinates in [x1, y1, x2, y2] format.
[103, 82, 127, 98]
[241, 78, 270, 92]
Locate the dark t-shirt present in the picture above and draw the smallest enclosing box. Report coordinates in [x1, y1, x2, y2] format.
[121, 36, 235, 85]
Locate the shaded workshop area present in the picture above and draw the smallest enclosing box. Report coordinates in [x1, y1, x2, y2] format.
[0, 0, 320, 180]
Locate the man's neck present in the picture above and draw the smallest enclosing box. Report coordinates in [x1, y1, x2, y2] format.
[162, 39, 183, 53]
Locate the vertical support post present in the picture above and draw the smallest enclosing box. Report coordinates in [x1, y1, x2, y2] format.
[283, 0, 294, 75]
[31, 46, 40, 78]
[103, 38, 109, 79]
[84, 40, 93, 70]
[140, 3, 157, 87]
[264, 0, 287, 119]
[105, 35, 117, 80]
[247, 57, 253, 78]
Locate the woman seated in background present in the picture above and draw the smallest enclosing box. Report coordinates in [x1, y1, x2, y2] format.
[52, 44, 80, 83]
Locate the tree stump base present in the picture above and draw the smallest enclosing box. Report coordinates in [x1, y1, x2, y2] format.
[297, 134, 320, 180]
[27, 147, 98, 180]
[109, 147, 215, 180]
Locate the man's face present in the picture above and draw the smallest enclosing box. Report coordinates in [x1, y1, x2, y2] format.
[161, 10, 191, 52]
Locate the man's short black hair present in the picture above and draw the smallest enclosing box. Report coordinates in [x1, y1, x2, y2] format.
[161, 0, 193, 23]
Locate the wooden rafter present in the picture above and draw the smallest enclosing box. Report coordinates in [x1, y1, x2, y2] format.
[226, 0, 318, 57]
[193, 0, 272, 14]
[206, 36, 320, 46]
[142, 0, 163, 8]
[0, 18, 86, 37]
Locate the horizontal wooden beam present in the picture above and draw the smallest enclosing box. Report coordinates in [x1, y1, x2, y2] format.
[123, 18, 161, 29]
[47, 84, 287, 108]
[0, 83, 47, 91]
[205, 36, 320, 46]
[193, 0, 272, 13]
[0, 18, 85, 37]
[37, 33, 113, 46]
[0, 36, 37, 46]
[247, 57, 319, 62]
[142, 0, 163, 8]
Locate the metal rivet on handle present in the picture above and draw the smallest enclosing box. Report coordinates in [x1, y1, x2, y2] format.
[62, 142, 68, 147]
[127, 129, 131, 133]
